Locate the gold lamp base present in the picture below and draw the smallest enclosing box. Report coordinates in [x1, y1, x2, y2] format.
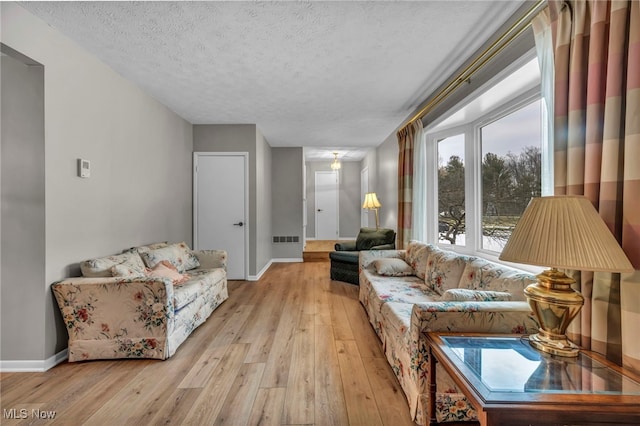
[525, 268, 585, 357]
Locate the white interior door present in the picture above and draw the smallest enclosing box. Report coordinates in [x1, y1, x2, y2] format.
[315, 171, 338, 240]
[361, 167, 369, 227]
[194, 153, 247, 280]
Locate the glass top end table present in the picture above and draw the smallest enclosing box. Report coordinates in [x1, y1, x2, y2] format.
[427, 333, 640, 426]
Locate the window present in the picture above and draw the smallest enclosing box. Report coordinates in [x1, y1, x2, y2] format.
[422, 54, 550, 263]
[480, 99, 542, 252]
[438, 134, 466, 246]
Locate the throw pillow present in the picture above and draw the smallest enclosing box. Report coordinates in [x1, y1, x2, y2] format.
[442, 288, 513, 302]
[81, 252, 145, 277]
[140, 242, 200, 273]
[372, 258, 414, 277]
[147, 261, 188, 285]
[110, 253, 147, 278]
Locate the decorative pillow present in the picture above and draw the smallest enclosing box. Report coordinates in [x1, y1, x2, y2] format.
[442, 288, 513, 302]
[123, 241, 169, 255]
[81, 252, 145, 277]
[372, 258, 414, 277]
[140, 242, 200, 273]
[110, 254, 147, 278]
[147, 261, 188, 285]
[425, 249, 470, 295]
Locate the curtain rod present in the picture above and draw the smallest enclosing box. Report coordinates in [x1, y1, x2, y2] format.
[402, 0, 547, 130]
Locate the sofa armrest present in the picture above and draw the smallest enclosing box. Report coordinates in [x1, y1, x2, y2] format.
[334, 241, 357, 251]
[371, 243, 396, 250]
[192, 249, 227, 271]
[359, 249, 406, 270]
[51, 276, 175, 361]
[411, 301, 538, 335]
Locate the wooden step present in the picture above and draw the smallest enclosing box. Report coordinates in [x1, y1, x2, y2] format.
[303, 251, 330, 262]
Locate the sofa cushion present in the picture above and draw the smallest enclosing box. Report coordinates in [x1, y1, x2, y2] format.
[140, 242, 200, 273]
[425, 249, 469, 295]
[173, 268, 226, 311]
[380, 302, 414, 343]
[442, 288, 512, 302]
[362, 270, 438, 310]
[405, 241, 436, 280]
[81, 251, 146, 278]
[458, 258, 535, 302]
[373, 258, 414, 277]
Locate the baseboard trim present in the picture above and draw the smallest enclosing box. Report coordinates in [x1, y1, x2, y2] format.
[272, 258, 304, 263]
[248, 260, 273, 281]
[248, 258, 305, 281]
[0, 348, 68, 372]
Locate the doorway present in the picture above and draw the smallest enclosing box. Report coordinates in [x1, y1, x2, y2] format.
[314, 171, 338, 240]
[193, 152, 248, 280]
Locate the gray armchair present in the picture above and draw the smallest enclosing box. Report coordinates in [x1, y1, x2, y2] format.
[330, 227, 396, 285]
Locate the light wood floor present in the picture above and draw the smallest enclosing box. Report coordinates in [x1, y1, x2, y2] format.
[0, 262, 414, 425]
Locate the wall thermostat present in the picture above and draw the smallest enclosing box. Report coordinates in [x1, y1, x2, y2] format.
[77, 158, 90, 178]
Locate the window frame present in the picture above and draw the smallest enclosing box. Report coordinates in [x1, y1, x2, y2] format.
[422, 58, 549, 272]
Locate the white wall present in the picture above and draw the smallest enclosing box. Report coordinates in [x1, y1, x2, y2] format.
[1, 3, 194, 363]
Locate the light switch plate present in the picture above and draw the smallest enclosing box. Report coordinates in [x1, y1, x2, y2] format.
[78, 158, 90, 178]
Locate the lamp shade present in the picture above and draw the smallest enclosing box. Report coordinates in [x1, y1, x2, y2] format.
[362, 192, 381, 209]
[499, 196, 633, 273]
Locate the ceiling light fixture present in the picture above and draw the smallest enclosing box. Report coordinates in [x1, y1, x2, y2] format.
[330, 152, 341, 170]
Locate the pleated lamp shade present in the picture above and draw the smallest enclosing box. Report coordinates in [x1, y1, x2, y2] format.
[499, 196, 633, 273]
[362, 193, 381, 209]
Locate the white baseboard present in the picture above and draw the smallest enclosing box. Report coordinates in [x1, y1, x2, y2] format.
[247, 258, 304, 281]
[248, 260, 273, 281]
[0, 349, 68, 372]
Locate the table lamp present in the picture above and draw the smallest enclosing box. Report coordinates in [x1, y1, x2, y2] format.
[499, 195, 634, 357]
[362, 192, 382, 229]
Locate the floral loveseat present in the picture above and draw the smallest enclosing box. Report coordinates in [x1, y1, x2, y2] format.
[52, 242, 228, 362]
[359, 241, 540, 425]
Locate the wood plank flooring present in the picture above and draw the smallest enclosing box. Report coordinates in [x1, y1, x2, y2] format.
[0, 262, 414, 425]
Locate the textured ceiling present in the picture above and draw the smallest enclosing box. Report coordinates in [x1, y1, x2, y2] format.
[21, 1, 525, 152]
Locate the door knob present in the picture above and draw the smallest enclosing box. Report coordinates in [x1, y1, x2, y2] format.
[317, 209, 323, 212]
[233, 221, 244, 227]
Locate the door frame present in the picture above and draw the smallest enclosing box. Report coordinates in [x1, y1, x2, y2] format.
[314, 170, 339, 240]
[193, 151, 249, 280]
[360, 167, 369, 227]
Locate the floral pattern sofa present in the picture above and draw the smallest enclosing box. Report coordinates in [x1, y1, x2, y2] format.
[52, 242, 228, 362]
[359, 241, 540, 425]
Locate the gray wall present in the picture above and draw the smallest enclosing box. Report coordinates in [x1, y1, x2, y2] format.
[256, 128, 273, 271]
[272, 148, 304, 259]
[360, 149, 378, 227]
[193, 124, 273, 277]
[1, 52, 45, 361]
[376, 134, 399, 231]
[1, 3, 194, 362]
[305, 161, 361, 239]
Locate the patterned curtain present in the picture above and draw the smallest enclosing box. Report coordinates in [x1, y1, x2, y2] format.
[550, 0, 640, 373]
[397, 120, 422, 249]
